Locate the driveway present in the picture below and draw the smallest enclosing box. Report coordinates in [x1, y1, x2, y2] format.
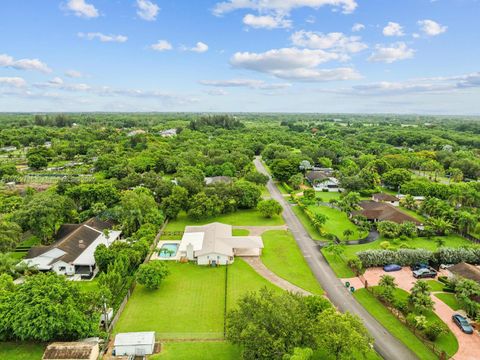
[254, 157, 418, 360]
[343, 268, 480, 360]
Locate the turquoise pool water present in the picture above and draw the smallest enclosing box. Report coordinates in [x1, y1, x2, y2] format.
[158, 243, 179, 258]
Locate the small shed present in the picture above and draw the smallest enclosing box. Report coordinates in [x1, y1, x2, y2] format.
[113, 331, 155, 356]
[42, 341, 98, 360]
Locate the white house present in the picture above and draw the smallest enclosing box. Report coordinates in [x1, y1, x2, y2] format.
[178, 223, 263, 266]
[113, 332, 155, 357]
[305, 169, 340, 192]
[159, 128, 177, 137]
[22, 218, 121, 279]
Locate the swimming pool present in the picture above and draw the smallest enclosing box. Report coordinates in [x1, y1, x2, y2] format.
[158, 243, 179, 258]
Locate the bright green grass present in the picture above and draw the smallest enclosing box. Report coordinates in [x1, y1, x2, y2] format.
[150, 342, 241, 360]
[435, 293, 461, 311]
[390, 288, 458, 357]
[314, 191, 342, 202]
[7, 252, 27, 261]
[425, 280, 444, 292]
[76, 279, 99, 293]
[232, 229, 250, 236]
[323, 234, 473, 278]
[114, 262, 226, 338]
[354, 289, 438, 360]
[115, 259, 281, 338]
[292, 205, 323, 240]
[0, 342, 45, 360]
[227, 258, 282, 310]
[399, 207, 426, 222]
[307, 205, 367, 241]
[261, 230, 323, 295]
[164, 210, 284, 233]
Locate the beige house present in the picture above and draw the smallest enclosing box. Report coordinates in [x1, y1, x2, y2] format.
[178, 222, 263, 266]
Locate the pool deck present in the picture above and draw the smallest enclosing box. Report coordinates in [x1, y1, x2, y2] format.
[150, 240, 182, 261]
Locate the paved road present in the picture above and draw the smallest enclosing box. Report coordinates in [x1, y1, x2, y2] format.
[254, 157, 418, 360]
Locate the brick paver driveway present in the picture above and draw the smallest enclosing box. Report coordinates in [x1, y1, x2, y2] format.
[343, 267, 480, 360]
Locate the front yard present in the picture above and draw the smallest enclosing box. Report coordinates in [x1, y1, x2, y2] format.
[149, 342, 241, 359]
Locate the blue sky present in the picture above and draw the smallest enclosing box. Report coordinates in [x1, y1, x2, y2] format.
[0, 0, 479, 114]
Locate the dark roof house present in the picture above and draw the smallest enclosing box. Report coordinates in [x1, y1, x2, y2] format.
[352, 201, 422, 226]
[448, 263, 480, 284]
[372, 193, 399, 202]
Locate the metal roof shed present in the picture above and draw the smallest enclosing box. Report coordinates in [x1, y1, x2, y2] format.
[113, 331, 155, 356]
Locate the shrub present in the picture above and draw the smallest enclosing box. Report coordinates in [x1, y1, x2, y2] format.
[423, 321, 446, 341]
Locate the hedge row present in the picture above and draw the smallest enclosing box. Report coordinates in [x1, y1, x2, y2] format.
[357, 247, 480, 268]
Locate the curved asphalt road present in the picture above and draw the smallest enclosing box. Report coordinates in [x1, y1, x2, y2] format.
[254, 157, 418, 360]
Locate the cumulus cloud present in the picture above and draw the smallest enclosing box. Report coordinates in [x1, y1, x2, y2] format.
[243, 14, 292, 29]
[418, 19, 447, 36]
[199, 79, 291, 89]
[205, 89, 229, 96]
[136, 0, 160, 21]
[383, 22, 404, 36]
[291, 31, 367, 54]
[213, 0, 358, 16]
[0, 54, 52, 73]
[182, 42, 209, 53]
[230, 48, 361, 82]
[65, 70, 83, 78]
[352, 23, 365, 32]
[64, 0, 99, 18]
[78, 32, 128, 43]
[368, 42, 414, 63]
[0, 77, 27, 88]
[150, 40, 173, 52]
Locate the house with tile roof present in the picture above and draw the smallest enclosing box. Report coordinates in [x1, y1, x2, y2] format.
[22, 218, 121, 279]
[352, 201, 423, 228]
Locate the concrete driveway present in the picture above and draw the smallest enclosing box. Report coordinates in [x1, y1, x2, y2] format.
[343, 268, 480, 360]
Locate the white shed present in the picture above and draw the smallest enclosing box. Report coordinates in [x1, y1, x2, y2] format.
[113, 331, 155, 356]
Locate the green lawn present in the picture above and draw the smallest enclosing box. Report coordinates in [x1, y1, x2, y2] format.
[164, 210, 284, 233]
[425, 280, 444, 292]
[314, 191, 342, 202]
[435, 293, 461, 311]
[354, 289, 438, 360]
[115, 259, 281, 339]
[261, 230, 323, 295]
[292, 205, 323, 241]
[0, 342, 45, 360]
[390, 288, 458, 357]
[150, 342, 241, 360]
[76, 279, 99, 293]
[323, 234, 473, 278]
[232, 229, 250, 236]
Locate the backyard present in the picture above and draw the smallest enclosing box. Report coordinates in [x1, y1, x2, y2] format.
[114, 259, 280, 339]
[261, 230, 323, 295]
[322, 234, 473, 278]
[0, 342, 45, 360]
[149, 342, 241, 360]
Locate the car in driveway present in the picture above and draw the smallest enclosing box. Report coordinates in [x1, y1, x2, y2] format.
[452, 314, 474, 334]
[410, 263, 428, 271]
[383, 264, 402, 272]
[413, 267, 437, 279]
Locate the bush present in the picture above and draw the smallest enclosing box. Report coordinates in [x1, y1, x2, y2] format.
[423, 321, 446, 341]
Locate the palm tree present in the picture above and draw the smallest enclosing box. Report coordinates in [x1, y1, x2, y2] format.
[454, 211, 477, 235]
[408, 281, 434, 314]
[312, 213, 328, 232]
[343, 229, 354, 241]
[324, 241, 346, 260]
[378, 275, 397, 303]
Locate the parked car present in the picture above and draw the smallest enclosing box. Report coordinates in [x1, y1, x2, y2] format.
[440, 264, 454, 270]
[383, 264, 402, 272]
[452, 314, 474, 334]
[413, 267, 437, 279]
[410, 263, 429, 271]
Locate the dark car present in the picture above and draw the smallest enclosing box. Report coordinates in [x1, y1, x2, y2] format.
[452, 314, 474, 334]
[383, 264, 402, 272]
[410, 263, 428, 271]
[413, 267, 437, 279]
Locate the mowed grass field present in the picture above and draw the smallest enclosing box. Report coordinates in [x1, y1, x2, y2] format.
[261, 230, 323, 295]
[149, 342, 241, 360]
[0, 343, 45, 360]
[114, 259, 281, 339]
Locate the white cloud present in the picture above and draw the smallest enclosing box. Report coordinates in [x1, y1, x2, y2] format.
[64, 0, 99, 18]
[368, 42, 414, 63]
[291, 31, 367, 54]
[65, 70, 83, 78]
[230, 47, 360, 82]
[136, 0, 160, 21]
[243, 14, 292, 29]
[352, 23, 365, 32]
[49, 77, 64, 85]
[150, 40, 173, 52]
[383, 22, 404, 36]
[183, 42, 209, 53]
[213, 0, 358, 16]
[418, 19, 447, 36]
[78, 32, 128, 43]
[0, 54, 52, 73]
[200, 79, 291, 89]
[205, 89, 229, 96]
[0, 77, 27, 88]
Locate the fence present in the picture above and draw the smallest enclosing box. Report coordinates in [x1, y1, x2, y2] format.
[460, 232, 480, 244]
